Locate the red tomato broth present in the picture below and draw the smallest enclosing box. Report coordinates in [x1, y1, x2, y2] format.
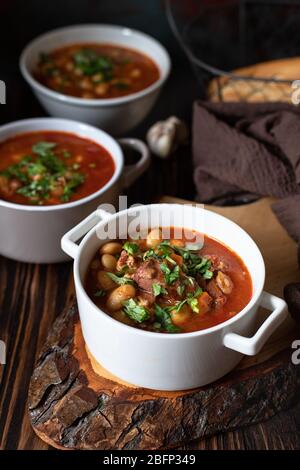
[0, 131, 115, 205]
[85, 228, 253, 334]
[184, 234, 252, 332]
[34, 43, 160, 99]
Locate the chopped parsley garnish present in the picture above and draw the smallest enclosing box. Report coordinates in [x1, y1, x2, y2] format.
[123, 299, 150, 323]
[142, 240, 213, 282]
[177, 284, 185, 297]
[106, 272, 135, 286]
[170, 244, 213, 280]
[154, 304, 181, 333]
[32, 141, 56, 157]
[123, 241, 139, 256]
[152, 283, 168, 297]
[143, 248, 156, 260]
[17, 178, 51, 201]
[61, 172, 85, 202]
[1, 156, 33, 183]
[0, 141, 85, 204]
[175, 288, 203, 314]
[73, 49, 113, 80]
[160, 263, 180, 285]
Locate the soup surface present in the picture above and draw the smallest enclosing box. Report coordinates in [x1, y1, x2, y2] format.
[85, 228, 252, 333]
[34, 43, 160, 99]
[0, 131, 115, 205]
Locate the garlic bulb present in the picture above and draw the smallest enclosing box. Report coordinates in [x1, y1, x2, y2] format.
[146, 116, 188, 158]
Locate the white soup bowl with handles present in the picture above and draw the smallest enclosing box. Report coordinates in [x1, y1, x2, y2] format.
[61, 203, 288, 391]
[0, 118, 150, 263]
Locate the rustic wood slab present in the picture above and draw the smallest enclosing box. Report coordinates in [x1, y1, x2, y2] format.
[28, 197, 300, 450]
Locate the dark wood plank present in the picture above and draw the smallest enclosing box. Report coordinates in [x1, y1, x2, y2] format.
[0, 259, 74, 450]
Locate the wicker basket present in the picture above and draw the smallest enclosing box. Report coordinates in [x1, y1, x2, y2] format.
[166, 0, 300, 102]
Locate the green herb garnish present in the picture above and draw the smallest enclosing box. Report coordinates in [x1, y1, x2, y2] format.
[17, 178, 51, 203]
[32, 141, 56, 157]
[143, 248, 156, 260]
[106, 272, 135, 286]
[142, 240, 212, 280]
[160, 263, 180, 285]
[171, 244, 213, 280]
[1, 156, 32, 183]
[1, 141, 85, 204]
[152, 283, 168, 297]
[154, 304, 181, 333]
[61, 172, 85, 202]
[123, 298, 150, 323]
[177, 284, 185, 297]
[123, 241, 139, 256]
[175, 287, 203, 314]
[73, 49, 113, 79]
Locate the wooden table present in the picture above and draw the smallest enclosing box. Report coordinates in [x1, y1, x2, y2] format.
[0, 0, 300, 447]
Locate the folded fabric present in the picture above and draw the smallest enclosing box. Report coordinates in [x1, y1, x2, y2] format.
[193, 101, 300, 243]
[193, 101, 300, 320]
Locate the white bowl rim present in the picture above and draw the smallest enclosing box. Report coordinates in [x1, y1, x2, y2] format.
[19, 23, 171, 108]
[74, 203, 266, 338]
[0, 117, 123, 212]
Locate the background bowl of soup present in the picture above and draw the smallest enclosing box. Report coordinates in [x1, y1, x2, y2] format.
[20, 25, 171, 135]
[0, 118, 150, 263]
[61, 203, 288, 391]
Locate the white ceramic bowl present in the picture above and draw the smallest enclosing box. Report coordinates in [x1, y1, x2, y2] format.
[61, 203, 288, 391]
[0, 118, 150, 263]
[20, 24, 171, 135]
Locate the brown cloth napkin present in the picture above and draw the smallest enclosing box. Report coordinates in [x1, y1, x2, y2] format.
[193, 101, 300, 320]
[193, 101, 300, 237]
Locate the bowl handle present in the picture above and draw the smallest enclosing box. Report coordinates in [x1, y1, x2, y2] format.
[61, 209, 111, 259]
[223, 291, 288, 356]
[118, 138, 150, 189]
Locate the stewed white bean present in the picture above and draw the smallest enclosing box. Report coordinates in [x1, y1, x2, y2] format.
[106, 285, 136, 312]
[101, 254, 117, 271]
[97, 270, 116, 290]
[100, 242, 123, 255]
